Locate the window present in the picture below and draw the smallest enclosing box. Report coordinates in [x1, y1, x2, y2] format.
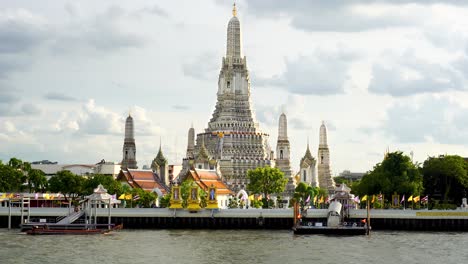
[321, 155, 324, 164]
[227, 81, 231, 89]
[280, 150, 283, 159]
[198, 165, 202, 169]
[125, 150, 128, 158]
[303, 170, 306, 181]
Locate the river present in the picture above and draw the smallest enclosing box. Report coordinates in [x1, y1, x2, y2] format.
[0, 229, 466, 264]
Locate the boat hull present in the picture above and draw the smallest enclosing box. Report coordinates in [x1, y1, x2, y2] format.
[26, 228, 109, 235]
[293, 226, 368, 235]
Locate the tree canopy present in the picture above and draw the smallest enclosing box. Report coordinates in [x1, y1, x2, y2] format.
[422, 155, 468, 203]
[293, 182, 317, 211]
[48, 170, 85, 202]
[0, 162, 24, 192]
[247, 166, 287, 199]
[83, 174, 122, 195]
[353, 151, 423, 198]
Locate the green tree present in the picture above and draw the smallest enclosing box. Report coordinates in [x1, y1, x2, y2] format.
[159, 193, 171, 208]
[422, 155, 468, 204]
[48, 170, 85, 203]
[27, 169, 48, 192]
[353, 151, 423, 199]
[132, 188, 157, 208]
[83, 174, 123, 195]
[293, 182, 317, 211]
[247, 166, 287, 207]
[180, 180, 194, 208]
[0, 162, 24, 192]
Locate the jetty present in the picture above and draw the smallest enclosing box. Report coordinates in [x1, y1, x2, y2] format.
[2, 206, 468, 230]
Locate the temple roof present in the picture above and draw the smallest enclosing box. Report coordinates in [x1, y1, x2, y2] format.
[117, 169, 168, 194]
[186, 169, 233, 195]
[154, 146, 168, 166]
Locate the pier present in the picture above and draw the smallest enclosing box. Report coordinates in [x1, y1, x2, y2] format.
[2, 207, 468, 231]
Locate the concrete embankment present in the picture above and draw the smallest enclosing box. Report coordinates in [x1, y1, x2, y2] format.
[1, 208, 468, 230]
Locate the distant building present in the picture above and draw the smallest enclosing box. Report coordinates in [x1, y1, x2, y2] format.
[31, 160, 121, 179]
[337, 170, 365, 182]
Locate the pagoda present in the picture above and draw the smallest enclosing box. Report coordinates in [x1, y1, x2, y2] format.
[188, 4, 273, 192]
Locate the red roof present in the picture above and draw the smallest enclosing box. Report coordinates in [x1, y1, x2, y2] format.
[117, 169, 168, 194]
[186, 169, 233, 195]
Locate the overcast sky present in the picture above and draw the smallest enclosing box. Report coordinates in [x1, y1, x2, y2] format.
[2, 0, 468, 175]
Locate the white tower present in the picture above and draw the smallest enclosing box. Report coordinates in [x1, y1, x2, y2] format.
[121, 114, 137, 169]
[317, 121, 335, 191]
[186, 125, 195, 159]
[191, 3, 273, 192]
[276, 113, 292, 177]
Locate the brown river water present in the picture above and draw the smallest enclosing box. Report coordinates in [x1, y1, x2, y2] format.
[0, 229, 466, 264]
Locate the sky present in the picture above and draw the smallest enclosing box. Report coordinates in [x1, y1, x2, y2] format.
[2, 0, 468, 175]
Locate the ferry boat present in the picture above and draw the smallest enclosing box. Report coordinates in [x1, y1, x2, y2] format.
[293, 201, 370, 235]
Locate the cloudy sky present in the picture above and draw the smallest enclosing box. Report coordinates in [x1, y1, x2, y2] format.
[2, 0, 468, 174]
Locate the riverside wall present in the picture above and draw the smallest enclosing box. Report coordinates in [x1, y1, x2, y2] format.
[1, 208, 468, 230]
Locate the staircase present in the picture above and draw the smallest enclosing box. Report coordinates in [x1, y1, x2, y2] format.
[56, 210, 85, 224]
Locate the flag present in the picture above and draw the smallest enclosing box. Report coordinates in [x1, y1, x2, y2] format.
[361, 195, 368, 202]
[318, 196, 324, 203]
[408, 195, 413, 202]
[133, 195, 140, 201]
[257, 195, 262, 201]
[378, 194, 383, 201]
[354, 196, 360, 203]
[0, 193, 5, 199]
[125, 194, 132, 200]
[371, 195, 375, 203]
[111, 194, 117, 200]
[421, 195, 429, 203]
[325, 196, 330, 204]
[248, 195, 254, 201]
[305, 195, 310, 203]
[118, 194, 125, 199]
[413, 196, 420, 203]
[313, 196, 318, 203]
[400, 194, 405, 204]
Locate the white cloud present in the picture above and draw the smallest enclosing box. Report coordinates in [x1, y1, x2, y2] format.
[256, 49, 357, 95]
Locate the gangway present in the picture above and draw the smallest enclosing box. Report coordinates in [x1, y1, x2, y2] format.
[55, 210, 85, 224]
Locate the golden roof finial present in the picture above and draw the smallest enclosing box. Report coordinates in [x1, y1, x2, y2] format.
[232, 2, 237, 17]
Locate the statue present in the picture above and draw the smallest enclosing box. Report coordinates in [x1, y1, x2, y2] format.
[187, 186, 201, 211]
[210, 188, 215, 200]
[206, 184, 219, 209]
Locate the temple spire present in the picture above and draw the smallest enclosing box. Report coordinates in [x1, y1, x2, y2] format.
[232, 3, 237, 17]
[226, 2, 241, 58]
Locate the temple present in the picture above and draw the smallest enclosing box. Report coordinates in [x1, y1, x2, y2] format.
[151, 144, 170, 187]
[317, 121, 335, 192]
[299, 140, 318, 187]
[181, 4, 273, 192]
[121, 114, 137, 169]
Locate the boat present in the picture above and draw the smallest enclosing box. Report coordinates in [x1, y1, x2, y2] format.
[25, 224, 123, 235]
[293, 200, 370, 235]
